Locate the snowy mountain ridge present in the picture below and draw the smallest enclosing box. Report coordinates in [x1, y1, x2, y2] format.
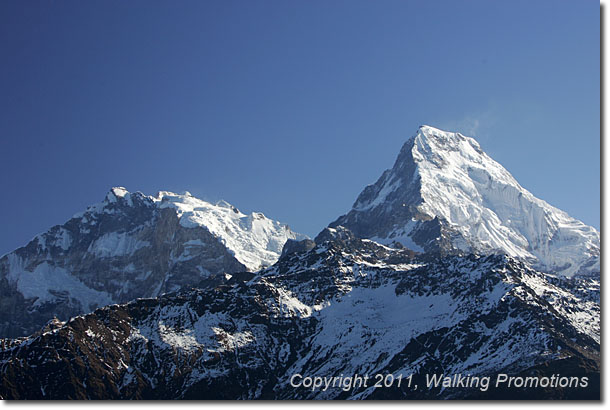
[332, 125, 599, 277]
[0, 125, 601, 399]
[0, 187, 305, 338]
[0, 229, 600, 399]
[114, 187, 307, 271]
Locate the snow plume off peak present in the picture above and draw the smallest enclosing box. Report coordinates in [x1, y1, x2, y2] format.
[331, 126, 599, 278]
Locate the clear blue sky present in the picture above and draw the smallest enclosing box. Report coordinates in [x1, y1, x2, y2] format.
[0, 0, 600, 255]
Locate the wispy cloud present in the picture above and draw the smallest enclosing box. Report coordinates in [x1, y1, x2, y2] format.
[436, 105, 498, 140]
[451, 117, 481, 136]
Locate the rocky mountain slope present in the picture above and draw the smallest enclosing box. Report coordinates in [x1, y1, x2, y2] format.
[331, 126, 600, 278]
[0, 188, 305, 338]
[0, 125, 600, 400]
[0, 228, 599, 399]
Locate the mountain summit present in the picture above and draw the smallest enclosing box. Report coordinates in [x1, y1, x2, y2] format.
[331, 125, 599, 277]
[0, 128, 600, 400]
[0, 188, 305, 338]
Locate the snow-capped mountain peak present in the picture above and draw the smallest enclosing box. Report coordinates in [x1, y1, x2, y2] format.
[150, 190, 307, 270]
[332, 126, 599, 277]
[0, 187, 305, 338]
[76, 187, 305, 272]
[108, 186, 129, 199]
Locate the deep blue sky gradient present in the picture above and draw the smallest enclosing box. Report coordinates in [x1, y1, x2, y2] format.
[0, 0, 600, 255]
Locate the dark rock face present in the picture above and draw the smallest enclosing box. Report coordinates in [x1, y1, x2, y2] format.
[0, 233, 599, 399]
[329, 138, 425, 242]
[280, 239, 316, 259]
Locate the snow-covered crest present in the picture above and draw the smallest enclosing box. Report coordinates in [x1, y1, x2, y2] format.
[150, 190, 307, 270]
[78, 187, 306, 271]
[333, 125, 599, 277]
[0, 186, 306, 338]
